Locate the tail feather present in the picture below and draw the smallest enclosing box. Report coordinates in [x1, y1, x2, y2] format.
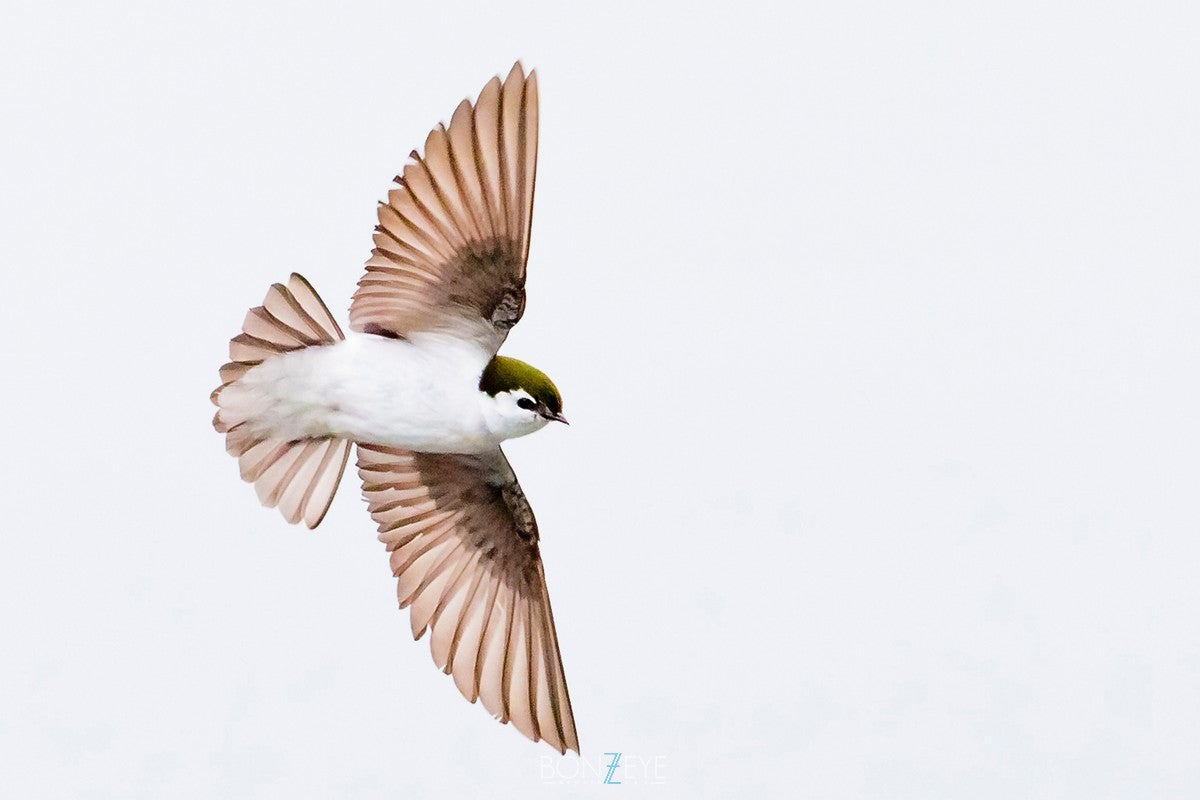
[277, 438, 350, 527]
[216, 273, 344, 388]
[212, 273, 350, 528]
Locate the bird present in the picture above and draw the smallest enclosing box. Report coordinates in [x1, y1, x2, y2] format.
[209, 62, 579, 754]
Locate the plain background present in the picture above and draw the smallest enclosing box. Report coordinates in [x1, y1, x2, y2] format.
[2, 1, 1198, 797]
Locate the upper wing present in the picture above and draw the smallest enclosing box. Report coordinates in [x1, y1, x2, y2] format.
[356, 442, 578, 754]
[350, 63, 539, 355]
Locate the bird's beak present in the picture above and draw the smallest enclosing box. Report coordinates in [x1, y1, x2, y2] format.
[548, 412, 569, 425]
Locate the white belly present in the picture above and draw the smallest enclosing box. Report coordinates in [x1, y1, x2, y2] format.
[220, 333, 500, 453]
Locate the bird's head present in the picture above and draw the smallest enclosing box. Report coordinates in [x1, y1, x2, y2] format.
[479, 356, 568, 440]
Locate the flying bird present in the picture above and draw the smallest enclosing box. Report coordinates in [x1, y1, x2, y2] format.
[209, 63, 579, 754]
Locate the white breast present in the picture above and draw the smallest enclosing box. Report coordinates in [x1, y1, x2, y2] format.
[220, 332, 502, 453]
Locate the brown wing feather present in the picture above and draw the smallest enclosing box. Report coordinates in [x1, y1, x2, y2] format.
[350, 62, 538, 354]
[356, 442, 579, 754]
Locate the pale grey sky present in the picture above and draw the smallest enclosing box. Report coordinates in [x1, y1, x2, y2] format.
[2, 1, 1199, 797]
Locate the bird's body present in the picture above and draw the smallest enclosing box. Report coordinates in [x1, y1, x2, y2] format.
[217, 332, 548, 453]
[208, 63, 581, 754]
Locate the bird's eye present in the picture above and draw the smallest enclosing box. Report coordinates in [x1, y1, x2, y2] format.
[517, 397, 537, 411]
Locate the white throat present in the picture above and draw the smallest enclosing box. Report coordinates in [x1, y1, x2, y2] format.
[480, 389, 552, 442]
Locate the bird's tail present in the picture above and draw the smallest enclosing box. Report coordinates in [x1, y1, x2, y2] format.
[210, 273, 352, 528]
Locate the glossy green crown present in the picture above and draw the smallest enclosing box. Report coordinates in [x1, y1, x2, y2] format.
[479, 356, 563, 415]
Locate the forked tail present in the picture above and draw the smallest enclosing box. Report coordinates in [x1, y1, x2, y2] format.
[211, 273, 351, 528]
